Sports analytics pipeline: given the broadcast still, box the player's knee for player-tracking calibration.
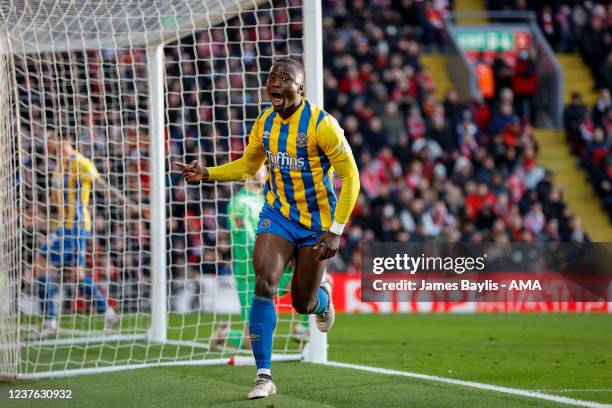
[254,274,275,298]
[253,256,271,278]
[253,258,280,297]
[292,295,317,315]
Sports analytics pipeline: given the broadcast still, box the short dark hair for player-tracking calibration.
[273,57,305,83]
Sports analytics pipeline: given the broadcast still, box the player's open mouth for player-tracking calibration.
[271,92,284,107]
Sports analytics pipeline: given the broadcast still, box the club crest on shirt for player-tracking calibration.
[263,131,270,139]
[296,132,308,147]
[261,218,272,229]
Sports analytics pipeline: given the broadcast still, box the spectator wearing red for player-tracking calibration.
[422,0,446,46]
[469,93,492,131]
[465,182,496,220]
[508,173,526,204]
[407,105,426,140]
[339,66,365,95]
[512,49,538,124]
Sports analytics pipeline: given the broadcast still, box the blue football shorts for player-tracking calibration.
[256,204,324,248]
[39,227,91,268]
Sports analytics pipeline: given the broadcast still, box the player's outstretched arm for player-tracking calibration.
[78,156,149,218]
[173,151,264,184]
[314,115,360,261]
[174,119,266,184]
[95,177,150,219]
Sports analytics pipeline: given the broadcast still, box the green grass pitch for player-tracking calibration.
[1,313,611,407]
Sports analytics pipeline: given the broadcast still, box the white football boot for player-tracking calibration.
[248,375,276,399]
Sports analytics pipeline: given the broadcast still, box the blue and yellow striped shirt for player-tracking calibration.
[51,153,100,232]
[208,98,360,231]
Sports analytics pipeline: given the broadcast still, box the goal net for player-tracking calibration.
[0,0,325,379]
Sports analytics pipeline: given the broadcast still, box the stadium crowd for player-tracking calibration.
[564,89,612,222]
[488,0,612,89]
[319,0,590,270]
[19,0,599,285]
[544,0,612,224]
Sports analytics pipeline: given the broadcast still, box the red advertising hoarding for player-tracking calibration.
[278,273,611,314]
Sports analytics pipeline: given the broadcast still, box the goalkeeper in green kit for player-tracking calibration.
[211,167,308,349]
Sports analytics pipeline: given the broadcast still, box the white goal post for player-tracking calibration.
[0,0,326,379]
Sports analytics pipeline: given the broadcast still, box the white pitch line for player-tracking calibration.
[326,361,612,408]
[535,390,612,394]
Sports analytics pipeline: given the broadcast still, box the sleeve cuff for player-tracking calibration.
[329,221,345,235]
